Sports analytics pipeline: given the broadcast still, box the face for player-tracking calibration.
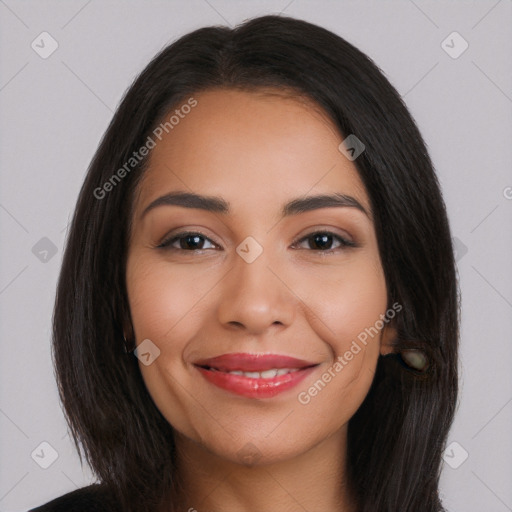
[126,88,395,466]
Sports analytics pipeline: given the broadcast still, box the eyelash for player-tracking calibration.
[156,230,358,254]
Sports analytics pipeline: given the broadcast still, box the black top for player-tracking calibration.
[28,483,120,511]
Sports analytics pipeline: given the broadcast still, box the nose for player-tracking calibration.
[216,249,295,335]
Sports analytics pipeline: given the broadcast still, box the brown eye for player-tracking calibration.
[158,231,218,251]
[293,231,356,252]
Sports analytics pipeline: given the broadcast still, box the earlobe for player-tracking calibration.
[380,322,430,372]
[122,309,136,353]
[118,292,137,349]
[379,323,397,356]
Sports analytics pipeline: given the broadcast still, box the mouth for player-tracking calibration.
[192,353,320,399]
[197,366,307,378]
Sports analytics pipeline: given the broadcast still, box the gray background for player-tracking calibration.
[1,1,511,510]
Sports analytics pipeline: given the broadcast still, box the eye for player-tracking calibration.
[157,231,218,251]
[156,229,357,253]
[292,231,357,252]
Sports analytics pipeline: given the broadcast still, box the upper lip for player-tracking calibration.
[193,353,319,372]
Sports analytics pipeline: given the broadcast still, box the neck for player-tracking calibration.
[166,427,357,512]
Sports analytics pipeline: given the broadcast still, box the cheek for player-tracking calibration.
[125,255,212,435]
[298,255,388,351]
[126,256,212,343]
[292,260,387,428]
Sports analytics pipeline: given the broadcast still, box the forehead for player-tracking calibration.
[134,88,370,216]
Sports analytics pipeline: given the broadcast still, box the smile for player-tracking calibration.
[192,353,319,399]
[205,367,300,378]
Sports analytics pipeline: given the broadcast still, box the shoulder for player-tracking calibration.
[27,483,119,512]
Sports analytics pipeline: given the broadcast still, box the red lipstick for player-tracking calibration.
[193,353,319,399]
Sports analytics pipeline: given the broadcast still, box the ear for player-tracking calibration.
[123,321,134,342]
[121,302,135,347]
[380,321,397,356]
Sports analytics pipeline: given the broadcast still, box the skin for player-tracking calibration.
[126,88,396,512]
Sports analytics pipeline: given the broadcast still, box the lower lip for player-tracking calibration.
[194,365,317,399]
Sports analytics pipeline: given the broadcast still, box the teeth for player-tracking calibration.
[276,368,296,376]
[210,367,301,379]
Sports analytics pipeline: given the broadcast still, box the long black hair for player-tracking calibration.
[53,14,459,512]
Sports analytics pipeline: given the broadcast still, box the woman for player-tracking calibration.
[30,13,459,512]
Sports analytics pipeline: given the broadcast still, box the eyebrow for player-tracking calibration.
[140,191,370,220]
